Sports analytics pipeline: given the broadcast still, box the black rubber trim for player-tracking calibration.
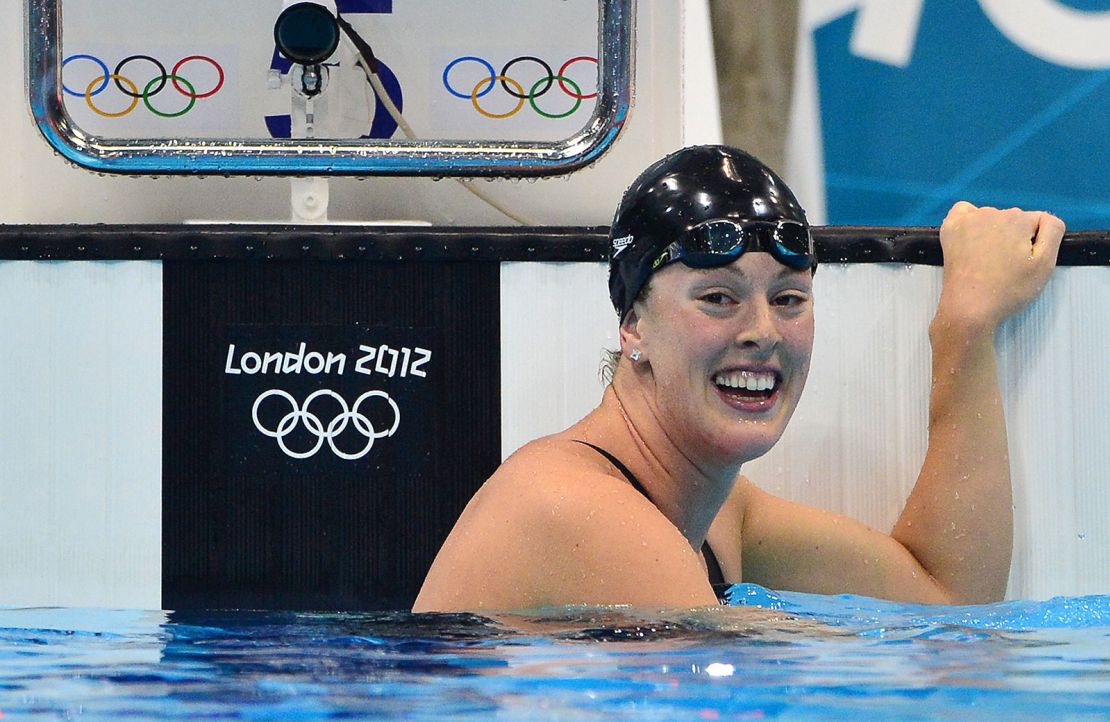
[816,226,1110,266]
[0,224,1107,264]
[0,225,610,262]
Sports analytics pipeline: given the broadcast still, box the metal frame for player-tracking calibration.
[24,0,635,177]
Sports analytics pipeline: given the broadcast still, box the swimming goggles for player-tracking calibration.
[649,219,815,272]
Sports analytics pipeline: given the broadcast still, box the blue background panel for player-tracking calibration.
[815,0,1110,229]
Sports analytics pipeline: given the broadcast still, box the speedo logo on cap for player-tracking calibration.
[611,234,634,257]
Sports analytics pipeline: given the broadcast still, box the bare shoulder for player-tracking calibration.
[413,435,718,611]
[459,435,624,518]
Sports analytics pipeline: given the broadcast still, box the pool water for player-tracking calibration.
[2,585,1108,720]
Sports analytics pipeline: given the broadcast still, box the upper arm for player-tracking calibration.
[414,461,719,612]
[736,478,955,604]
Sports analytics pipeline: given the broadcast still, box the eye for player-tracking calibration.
[700,291,735,306]
[772,291,810,308]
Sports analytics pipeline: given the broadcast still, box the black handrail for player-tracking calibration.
[0,224,1107,264]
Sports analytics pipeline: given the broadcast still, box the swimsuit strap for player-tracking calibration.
[573,440,729,594]
[575,440,651,498]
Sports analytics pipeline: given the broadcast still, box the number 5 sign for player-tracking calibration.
[265,0,402,140]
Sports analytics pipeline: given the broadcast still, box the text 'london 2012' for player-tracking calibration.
[225,342,431,379]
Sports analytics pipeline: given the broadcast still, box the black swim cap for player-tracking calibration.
[608,144,812,319]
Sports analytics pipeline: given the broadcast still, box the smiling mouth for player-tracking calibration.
[712,370,781,406]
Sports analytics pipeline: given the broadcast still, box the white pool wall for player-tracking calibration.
[0,262,163,608]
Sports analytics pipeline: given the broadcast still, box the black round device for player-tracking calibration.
[274,3,341,65]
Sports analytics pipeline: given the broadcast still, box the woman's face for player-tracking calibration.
[628,252,815,466]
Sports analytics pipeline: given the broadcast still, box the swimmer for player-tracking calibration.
[413,145,1064,612]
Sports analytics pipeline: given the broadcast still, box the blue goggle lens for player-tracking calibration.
[652,220,814,271]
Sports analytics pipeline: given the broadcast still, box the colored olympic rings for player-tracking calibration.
[501,56,553,99]
[63,54,109,96]
[114,55,166,98]
[531,76,582,119]
[62,53,224,118]
[86,74,138,118]
[472,76,525,119]
[144,75,196,118]
[443,55,598,119]
[443,56,495,99]
[558,57,598,99]
[173,56,225,99]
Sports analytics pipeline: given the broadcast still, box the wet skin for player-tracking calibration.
[622,252,814,476]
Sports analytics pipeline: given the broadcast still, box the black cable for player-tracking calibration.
[334,14,380,75]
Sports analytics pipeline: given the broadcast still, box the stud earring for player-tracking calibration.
[629,348,642,362]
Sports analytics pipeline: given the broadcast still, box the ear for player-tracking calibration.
[618,305,645,357]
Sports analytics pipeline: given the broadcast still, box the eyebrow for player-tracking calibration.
[698,264,811,282]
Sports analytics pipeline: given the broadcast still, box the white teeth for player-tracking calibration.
[713,370,778,391]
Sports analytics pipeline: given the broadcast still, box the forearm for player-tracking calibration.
[891,315,1013,603]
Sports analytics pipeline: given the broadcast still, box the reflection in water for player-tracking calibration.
[1,585,1109,720]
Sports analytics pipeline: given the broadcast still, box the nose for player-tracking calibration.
[735,298,780,354]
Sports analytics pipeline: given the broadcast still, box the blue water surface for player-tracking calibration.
[2,585,1109,720]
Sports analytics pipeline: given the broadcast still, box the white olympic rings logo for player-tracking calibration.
[252,389,400,461]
